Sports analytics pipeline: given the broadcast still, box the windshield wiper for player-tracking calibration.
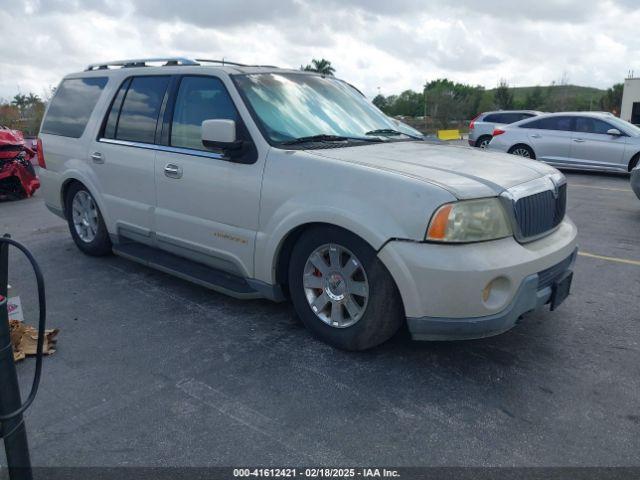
[365,129,423,140]
[281,134,384,145]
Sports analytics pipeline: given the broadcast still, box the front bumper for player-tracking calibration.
[378,217,578,341]
[631,168,640,201]
[407,250,576,340]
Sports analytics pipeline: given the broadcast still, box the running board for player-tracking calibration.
[112,241,262,299]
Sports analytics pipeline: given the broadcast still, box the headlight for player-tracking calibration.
[426,198,512,243]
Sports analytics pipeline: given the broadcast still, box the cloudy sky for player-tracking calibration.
[2,0,640,100]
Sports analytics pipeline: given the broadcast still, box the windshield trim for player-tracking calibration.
[230,72,422,149]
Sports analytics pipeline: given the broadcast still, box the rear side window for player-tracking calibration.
[509,113,535,122]
[113,76,170,144]
[170,76,239,151]
[483,113,502,123]
[41,77,108,138]
[103,79,130,139]
[520,116,573,131]
[485,113,534,124]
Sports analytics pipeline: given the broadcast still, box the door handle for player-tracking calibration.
[573,138,586,143]
[164,163,183,179]
[90,152,104,164]
[531,134,541,139]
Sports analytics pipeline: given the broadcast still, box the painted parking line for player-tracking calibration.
[578,251,640,267]
[570,184,633,193]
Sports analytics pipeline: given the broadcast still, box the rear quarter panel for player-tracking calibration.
[38,72,118,218]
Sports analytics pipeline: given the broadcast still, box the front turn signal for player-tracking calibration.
[426,204,453,240]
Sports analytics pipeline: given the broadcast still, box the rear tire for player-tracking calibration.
[65,183,112,256]
[508,144,536,159]
[629,153,640,172]
[475,136,492,149]
[288,226,404,351]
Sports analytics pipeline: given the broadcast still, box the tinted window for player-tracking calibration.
[116,76,170,143]
[41,77,108,138]
[103,79,129,139]
[520,116,573,131]
[485,113,535,124]
[170,76,239,150]
[574,117,615,135]
[514,113,535,122]
[483,113,502,123]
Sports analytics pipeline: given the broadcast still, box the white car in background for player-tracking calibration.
[468,110,542,148]
[488,112,640,173]
[37,57,578,350]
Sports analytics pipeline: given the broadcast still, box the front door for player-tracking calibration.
[525,116,574,165]
[570,116,627,171]
[154,75,262,278]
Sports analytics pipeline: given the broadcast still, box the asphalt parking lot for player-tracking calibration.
[0,168,639,468]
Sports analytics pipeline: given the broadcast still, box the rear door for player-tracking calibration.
[520,116,574,165]
[94,75,171,243]
[570,116,627,171]
[153,75,262,278]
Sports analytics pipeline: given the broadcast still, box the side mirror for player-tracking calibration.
[607,128,622,136]
[201,119,242,150]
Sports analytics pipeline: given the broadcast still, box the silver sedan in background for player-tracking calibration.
[488,112,640,173]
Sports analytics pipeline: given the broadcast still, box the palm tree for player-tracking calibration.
[25,93,42,108]
[11,93,29,113]
[301,58,335,76]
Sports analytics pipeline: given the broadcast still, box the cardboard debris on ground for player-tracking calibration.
[5,295,59,362]
[10,319,59,363]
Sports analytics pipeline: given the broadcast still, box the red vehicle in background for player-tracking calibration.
[0,126,40,200]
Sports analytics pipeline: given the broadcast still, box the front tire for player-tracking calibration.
[288,226,404,351]
[65,183,112,256]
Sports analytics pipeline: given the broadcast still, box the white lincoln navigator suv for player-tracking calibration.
[38,57,578,350]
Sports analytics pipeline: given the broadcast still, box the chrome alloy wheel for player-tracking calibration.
[478,138,490,149]
[71,190,99,243]
[303,244,370,328]
[511,147,531,158]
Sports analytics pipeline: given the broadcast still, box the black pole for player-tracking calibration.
[0,236,33,480]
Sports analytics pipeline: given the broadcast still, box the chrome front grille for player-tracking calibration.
[513,183,567,239]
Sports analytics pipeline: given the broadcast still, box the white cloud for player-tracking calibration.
[2,0,640,100]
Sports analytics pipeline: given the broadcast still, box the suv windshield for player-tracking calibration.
[233,72,422,145]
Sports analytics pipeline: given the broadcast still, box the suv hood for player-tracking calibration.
[307,141,556,199]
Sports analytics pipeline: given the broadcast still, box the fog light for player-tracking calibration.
[482,277,511,309]
[482,283,492,302]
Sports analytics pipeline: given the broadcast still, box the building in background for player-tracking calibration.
[621,77,640,125]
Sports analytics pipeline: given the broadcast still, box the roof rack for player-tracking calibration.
[195,58,248,67]
[85,57,281,72]
[196,59,280,69]
[85,57,199,71]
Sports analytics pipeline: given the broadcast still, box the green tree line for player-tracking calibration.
[374,80,624,129]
